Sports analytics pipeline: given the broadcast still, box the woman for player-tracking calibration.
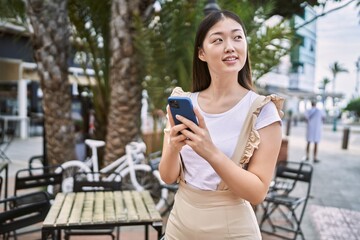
[159,10,283,239]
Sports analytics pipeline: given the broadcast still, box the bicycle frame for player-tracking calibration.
[54,139,171,212]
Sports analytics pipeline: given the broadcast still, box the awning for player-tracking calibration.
[0,58,96,85]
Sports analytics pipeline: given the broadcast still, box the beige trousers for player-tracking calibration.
[165,181,261,240]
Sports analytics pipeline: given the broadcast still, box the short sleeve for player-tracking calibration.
[255,101,282,130]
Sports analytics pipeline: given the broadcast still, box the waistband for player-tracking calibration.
[178,181,246,208]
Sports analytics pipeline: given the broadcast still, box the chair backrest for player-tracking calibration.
[0,127,4,144]
[276,161,312,182]
[0,191,51,234]
[0,162,8,201]
[28,155,45,169]
[0,176,2,199]
[73,172,122,192]
[271,161,313,196]
[14,165,63,198]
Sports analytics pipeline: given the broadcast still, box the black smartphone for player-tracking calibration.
[168,96,198,126]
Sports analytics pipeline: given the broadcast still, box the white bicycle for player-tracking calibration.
[48,139,170,212]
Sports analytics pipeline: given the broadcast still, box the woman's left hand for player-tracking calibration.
[175,108,217,161]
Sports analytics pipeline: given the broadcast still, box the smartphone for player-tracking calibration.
[168,96,198,126]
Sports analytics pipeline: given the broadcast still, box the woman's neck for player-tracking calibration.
[198,79,249,114]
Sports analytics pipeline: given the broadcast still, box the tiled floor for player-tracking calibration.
[310,205,360,240]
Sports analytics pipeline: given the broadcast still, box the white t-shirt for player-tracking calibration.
[180,90,281,190]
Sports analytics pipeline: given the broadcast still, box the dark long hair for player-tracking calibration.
[192,10,253,92]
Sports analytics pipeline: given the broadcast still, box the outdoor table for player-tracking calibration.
[41,190,163,240]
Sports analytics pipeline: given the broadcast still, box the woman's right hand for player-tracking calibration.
[166,105,188,152]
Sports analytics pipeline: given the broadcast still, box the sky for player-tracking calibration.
[314,0,360,106]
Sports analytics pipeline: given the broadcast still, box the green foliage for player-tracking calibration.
[67,0,112,140]
[134,0,294,114]
[0,0,27,24]
[344,98,360,117]
[134,0,205,112]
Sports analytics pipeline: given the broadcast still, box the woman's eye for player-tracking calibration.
[212,38,222,43]
[234,35,242,40]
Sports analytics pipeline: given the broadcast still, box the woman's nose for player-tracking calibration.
[224,41,235,53]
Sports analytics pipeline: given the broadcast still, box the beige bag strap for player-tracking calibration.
[217,95,266,190]
[232,95,266,165]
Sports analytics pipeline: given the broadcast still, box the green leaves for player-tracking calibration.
[344,97,360,118]
[134,0,203,112]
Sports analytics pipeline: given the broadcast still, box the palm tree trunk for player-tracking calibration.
[27,0,75,166]
[104,0,142,164]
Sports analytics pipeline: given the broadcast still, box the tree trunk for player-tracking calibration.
[104,0,142,164]
[27,0,75,166]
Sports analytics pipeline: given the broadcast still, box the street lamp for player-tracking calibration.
[204,0,220,16]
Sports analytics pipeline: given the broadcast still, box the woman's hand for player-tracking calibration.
[166,106,189,153]
[175,108,217,161]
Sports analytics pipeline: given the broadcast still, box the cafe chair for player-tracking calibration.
[259,161,313,240]
[14,165,63,199]
[0,127,15,162]
[10,165,63,238]
[73,171,122,192]
[0,162,9,201]
[0,191,52,240]
[0,175,2,199]
[28,155,45,169]
[64,171,122,240]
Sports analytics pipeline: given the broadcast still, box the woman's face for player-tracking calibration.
[198,17,247,77]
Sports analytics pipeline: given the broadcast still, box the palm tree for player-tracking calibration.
[329,61,348,105]
[102,0,144,163]
[330,61,348,94]
[319,76,330,107]
[26,0,75,165]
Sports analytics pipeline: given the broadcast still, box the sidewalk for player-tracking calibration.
[263,122,360,239]
[2,122,360,239]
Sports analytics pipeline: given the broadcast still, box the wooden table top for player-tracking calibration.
[43,190,162,228]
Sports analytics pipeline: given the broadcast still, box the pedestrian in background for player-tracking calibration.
[305,100,325,163]
[159,10,284,239]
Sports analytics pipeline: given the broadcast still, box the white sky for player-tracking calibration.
[314,0,360,105]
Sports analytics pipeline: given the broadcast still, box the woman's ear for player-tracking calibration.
[198,48,206,62]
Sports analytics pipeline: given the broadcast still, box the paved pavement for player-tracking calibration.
[1,121,360,239]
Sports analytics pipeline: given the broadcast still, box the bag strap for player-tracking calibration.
[231,95,265,165]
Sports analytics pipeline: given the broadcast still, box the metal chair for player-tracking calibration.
[0,191,52,240]
[259,161,313,240]
[0,176,2,199]
[0,126,15,162]
[28,155,45,169]
[10,165,63,238]
[0,162,9,203]
[14,165,63,199]
[64,171,122,240]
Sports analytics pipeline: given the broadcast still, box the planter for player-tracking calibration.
[277,138,288,163]
[143,131,163,155]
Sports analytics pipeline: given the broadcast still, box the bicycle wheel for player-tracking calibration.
[121,166,166,211]
[48,161,91,195]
